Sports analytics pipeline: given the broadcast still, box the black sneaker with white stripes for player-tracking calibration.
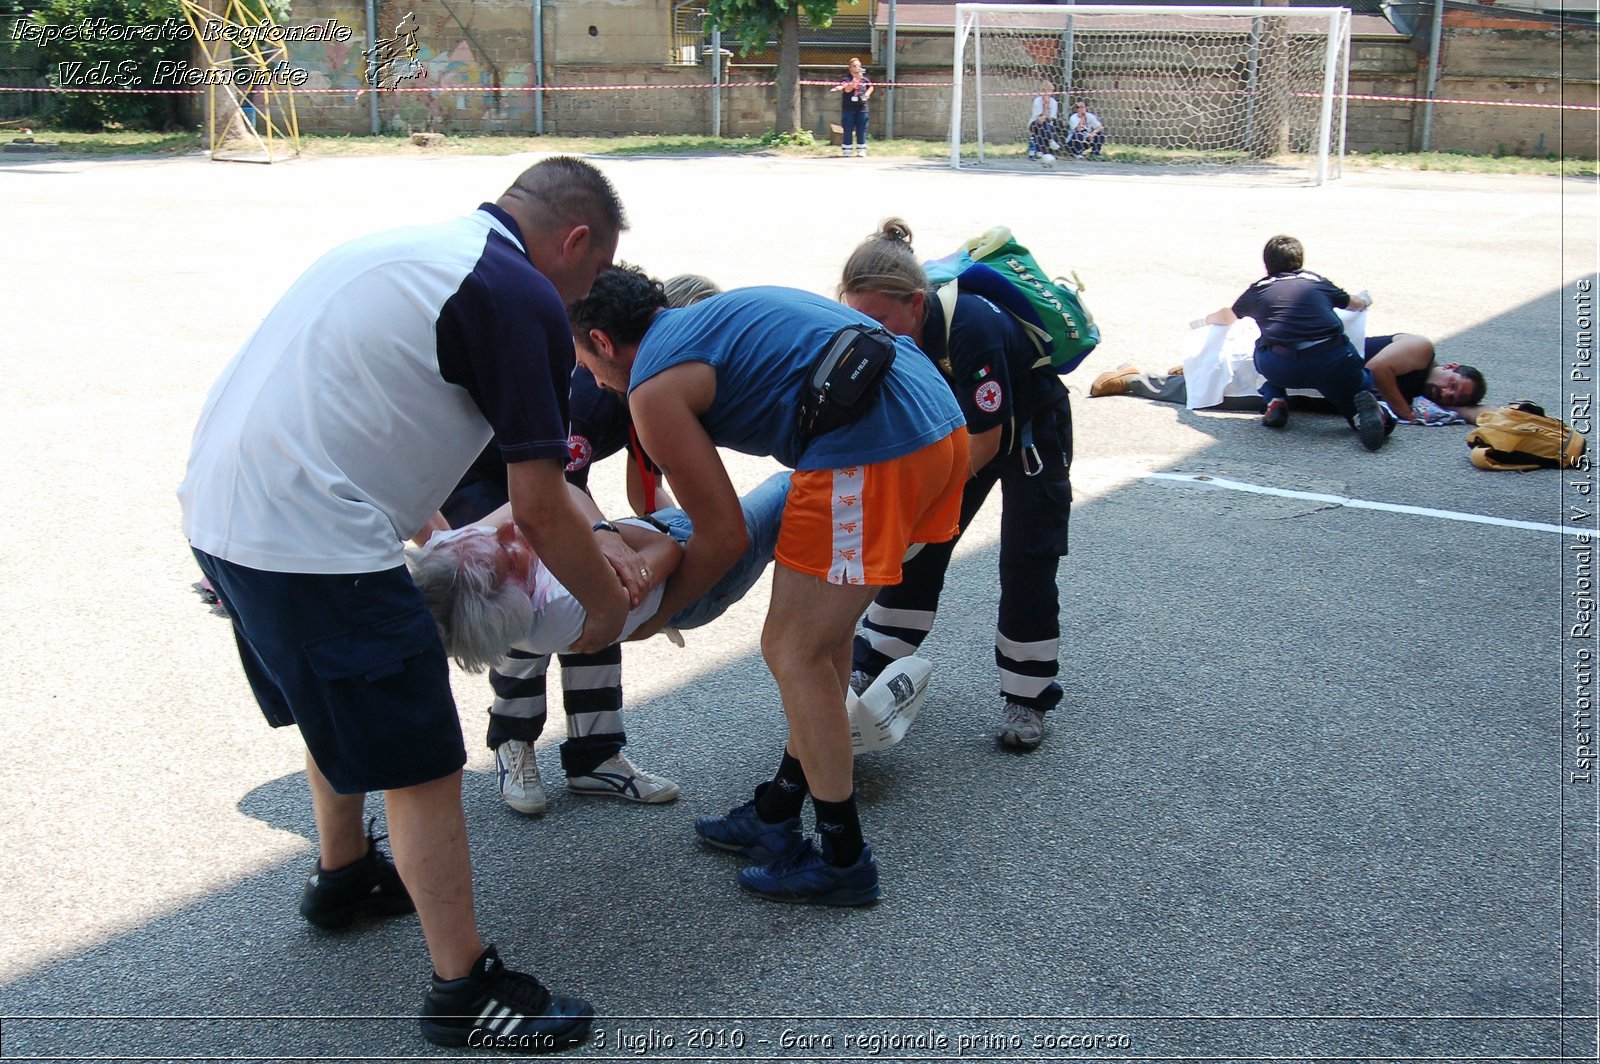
[420,945,593,1052]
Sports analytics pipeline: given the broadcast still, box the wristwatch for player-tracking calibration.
[592,520,621,535]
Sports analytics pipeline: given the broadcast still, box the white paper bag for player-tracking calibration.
[848,656,933,754]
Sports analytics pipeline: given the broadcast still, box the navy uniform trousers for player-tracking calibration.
[852,400,1073,712]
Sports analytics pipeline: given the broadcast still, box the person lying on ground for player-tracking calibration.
[1090,334,1488,425]
[1200,234,1387,449]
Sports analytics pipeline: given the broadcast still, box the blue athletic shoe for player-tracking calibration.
[738,838,881,907]
[694,799,803,863]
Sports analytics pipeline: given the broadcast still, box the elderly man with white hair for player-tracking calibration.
[410,473,791,670]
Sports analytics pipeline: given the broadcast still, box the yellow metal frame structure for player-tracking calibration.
[178,0,302,162]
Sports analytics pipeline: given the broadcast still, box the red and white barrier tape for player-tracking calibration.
[986,84,1597,111]
[1342,89,1592,111]
[2,81,1594,111]
[0,82,747,94]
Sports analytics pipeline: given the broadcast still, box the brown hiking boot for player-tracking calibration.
[1089,366,1141,397]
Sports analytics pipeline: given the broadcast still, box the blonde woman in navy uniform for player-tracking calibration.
[838,218,1073,749]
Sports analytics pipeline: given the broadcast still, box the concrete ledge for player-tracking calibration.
[3,138,59,153]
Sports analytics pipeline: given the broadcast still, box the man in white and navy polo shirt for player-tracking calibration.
[180,157,642,1053]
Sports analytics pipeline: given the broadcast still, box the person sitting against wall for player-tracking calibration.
[1028,79,1061,162]
[1065,101,1106,159]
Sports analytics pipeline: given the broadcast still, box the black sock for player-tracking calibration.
[811,794,864,866]
[754,749,809,823]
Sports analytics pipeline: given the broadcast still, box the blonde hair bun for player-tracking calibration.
[878,217,914,246]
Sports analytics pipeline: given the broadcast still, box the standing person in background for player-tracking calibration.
[832,57,874,158]
[838,218,1074,750]
[1027,79,1060,162]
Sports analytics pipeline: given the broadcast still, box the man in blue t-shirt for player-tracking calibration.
[569,268,969,908]
[1203,234,1389,451]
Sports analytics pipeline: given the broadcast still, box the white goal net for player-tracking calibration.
[950,3,1351,183]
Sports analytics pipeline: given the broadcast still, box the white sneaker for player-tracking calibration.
[495,739,547,816]
[1048,138,1060,151]
[566,753,681,804]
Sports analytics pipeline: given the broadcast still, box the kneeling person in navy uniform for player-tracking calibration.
[1203,234,1387,450]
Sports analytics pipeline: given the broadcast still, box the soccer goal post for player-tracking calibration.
[949,3,1351,184]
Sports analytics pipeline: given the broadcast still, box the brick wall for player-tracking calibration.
[1343,38,1420,153]
[1426,77,1596,156]
[272,0,1595,158]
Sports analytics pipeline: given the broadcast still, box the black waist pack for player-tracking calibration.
[797,324,897,446]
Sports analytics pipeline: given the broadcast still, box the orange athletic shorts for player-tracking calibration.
[776,428,970,586]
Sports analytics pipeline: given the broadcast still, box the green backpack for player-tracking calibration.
[923,226,1100,375]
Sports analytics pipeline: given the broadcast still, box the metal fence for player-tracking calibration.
[0,33,53,122]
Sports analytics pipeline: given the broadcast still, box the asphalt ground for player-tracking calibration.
[0,149,1595,1063]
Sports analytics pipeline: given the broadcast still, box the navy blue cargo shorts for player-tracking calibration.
[193,548,467,795]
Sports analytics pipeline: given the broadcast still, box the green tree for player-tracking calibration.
[703,0,840,134]
[30,0,190,129]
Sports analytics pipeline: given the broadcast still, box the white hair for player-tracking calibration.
[406,528,534,673]
[662,273,721,308]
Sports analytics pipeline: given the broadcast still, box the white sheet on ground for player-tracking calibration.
[1179,309,1368,410]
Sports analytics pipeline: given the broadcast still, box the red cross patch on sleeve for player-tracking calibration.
[974,380,1004,414]
[565,434,593,473]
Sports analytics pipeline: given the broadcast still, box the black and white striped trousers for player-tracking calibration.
[485,643,625,777]
[853,402,1073,712]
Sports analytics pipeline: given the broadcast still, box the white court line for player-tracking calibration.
[1147,471,1591,537]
